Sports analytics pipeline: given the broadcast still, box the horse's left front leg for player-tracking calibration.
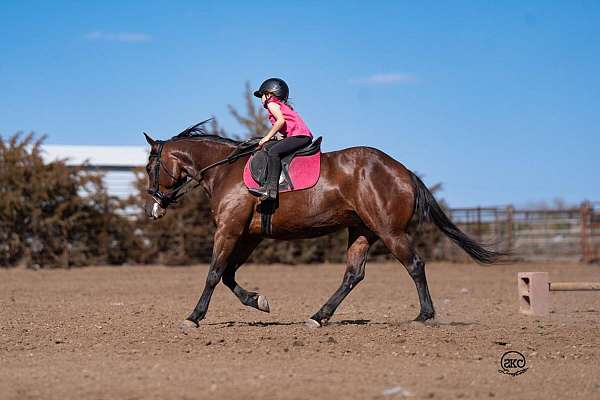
[180,228,241,333]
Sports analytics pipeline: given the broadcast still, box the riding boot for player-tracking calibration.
[264,156,281,200]
[248,156,281,200]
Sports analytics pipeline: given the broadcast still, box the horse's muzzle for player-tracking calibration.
[146,201,166,220]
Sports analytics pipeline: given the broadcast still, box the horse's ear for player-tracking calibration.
[143,132,155,146]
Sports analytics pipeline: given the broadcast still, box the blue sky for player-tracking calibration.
[1,1,599,207]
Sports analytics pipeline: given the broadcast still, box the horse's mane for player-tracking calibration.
[169,119,242,145]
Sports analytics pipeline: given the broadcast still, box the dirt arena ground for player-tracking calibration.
[1,262,598,400]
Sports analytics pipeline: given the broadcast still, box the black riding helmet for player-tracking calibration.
[253,78,289,102]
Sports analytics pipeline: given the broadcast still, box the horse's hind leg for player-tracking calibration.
[380,233,435,321]
[308,227,377,327]
[222,236,270,313]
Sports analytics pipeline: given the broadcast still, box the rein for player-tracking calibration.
[148,138,259,208]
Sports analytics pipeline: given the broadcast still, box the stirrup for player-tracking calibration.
[265,184,278,200]
[267,188,279,200]
[248,186,268,198]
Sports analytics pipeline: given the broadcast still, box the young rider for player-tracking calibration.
[248,78,313,200]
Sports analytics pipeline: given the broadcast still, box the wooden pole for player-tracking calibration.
[519,272,600,316]
[550,282,600,291]
[506,205,514,253]
[493,208,498,251]
[477,206,482,242]
[580,202,591,263]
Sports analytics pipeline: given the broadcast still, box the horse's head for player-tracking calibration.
[143,133,192,219]
[142,119,243,219]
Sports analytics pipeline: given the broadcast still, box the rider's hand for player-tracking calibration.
[258,137,269,147]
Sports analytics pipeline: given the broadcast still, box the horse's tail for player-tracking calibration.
[409,171,503,264]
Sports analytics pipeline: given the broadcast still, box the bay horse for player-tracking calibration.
[142,122,501,332]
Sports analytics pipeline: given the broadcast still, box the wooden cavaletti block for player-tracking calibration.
[518,272,549,316]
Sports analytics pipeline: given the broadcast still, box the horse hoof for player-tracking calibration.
[413,313,435,323]
[257,295,270,313]
[305,319,321,329]
[180,319,198,334]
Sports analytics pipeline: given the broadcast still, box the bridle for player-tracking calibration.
[147,138,259,210]
[147,141,190,209]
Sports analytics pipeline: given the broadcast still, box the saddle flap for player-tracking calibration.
[249,151,269,184]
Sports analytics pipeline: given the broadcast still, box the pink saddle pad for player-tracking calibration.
[243,152,321,193]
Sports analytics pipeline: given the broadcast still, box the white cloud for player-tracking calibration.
[351,73,417,85]
[85,31,152,44]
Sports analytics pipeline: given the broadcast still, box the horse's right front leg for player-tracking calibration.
[222,236,271,313]
[180,229,241,333]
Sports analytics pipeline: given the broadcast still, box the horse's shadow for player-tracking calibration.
[205,319,478,328]
[205,319,374,327]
